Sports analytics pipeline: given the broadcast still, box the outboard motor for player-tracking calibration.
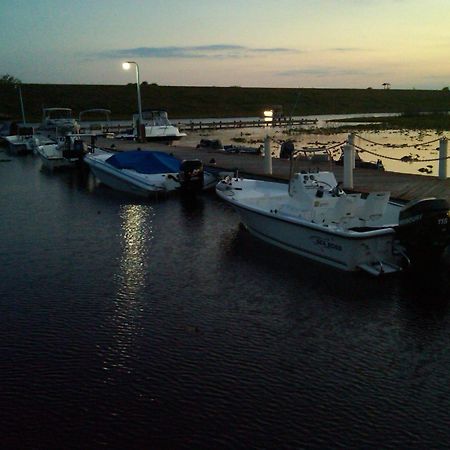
[178,159,204,193]
[62,137,87,159]
[280,140,295,159]
[396,198,450,264]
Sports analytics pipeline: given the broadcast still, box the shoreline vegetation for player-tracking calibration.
[0,84,449,126]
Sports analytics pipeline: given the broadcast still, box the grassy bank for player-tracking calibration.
[1,84,449,122]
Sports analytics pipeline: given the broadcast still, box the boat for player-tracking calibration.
[84,149,219,197]
[216,170,450,275]
[133,110,186,143]
[39,108,80,136]
[335,151,384,170]
[36,135,88,170]
[197,139,225,152]
[3,126,35,155]
[0,116,13,139]
[78,109,114,137]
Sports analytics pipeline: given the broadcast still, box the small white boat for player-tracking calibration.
[4,132,34,154]
[79,109,114,137]
[39,107,80,136]
[133,110,186,143]
[216,170,450,275]
[84,149,218,197]
[36,135,87,170]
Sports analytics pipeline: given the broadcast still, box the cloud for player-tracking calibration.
[95,45,299,60]
[276,67,385,77]
[326,47,367,52]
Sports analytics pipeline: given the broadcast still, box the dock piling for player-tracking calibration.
[439,137,448,180]
[264,135,272,175]
[343,134,355,189]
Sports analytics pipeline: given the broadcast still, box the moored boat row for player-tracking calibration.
[2,119,449,276]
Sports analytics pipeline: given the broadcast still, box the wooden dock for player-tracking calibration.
[93,137,450,203]
[83,118,317,135]
[176,117,317,132]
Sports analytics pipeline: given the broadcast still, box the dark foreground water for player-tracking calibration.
[1,152,450,449]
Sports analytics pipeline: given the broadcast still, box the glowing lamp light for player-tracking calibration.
[121,61,143,139]
[264,109,274,124]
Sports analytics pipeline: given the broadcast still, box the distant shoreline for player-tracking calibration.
[1,84,449,123]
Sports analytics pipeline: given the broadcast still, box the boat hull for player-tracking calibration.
[87,164,165,197]
[216,177,402,274]
[231,202,398,272]
[36,146,78,170]
[4,136,33,155]
[84,154,177,197]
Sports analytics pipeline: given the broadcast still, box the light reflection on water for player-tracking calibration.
[106,204,154,373]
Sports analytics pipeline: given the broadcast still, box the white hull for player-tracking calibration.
[4,135,34,154]
[36,143,78,170]
[143,125,186,142]
[232,201,397,272]
[216,176,405,275]
[84,152,179,197]
[85,150,219,197]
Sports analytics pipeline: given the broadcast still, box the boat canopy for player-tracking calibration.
[106,150,180,174]
[79,109,111,121]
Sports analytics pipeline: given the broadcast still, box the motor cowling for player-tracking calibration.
[62,137,87,159]
[178,159,204,192]
[396,198,450,263]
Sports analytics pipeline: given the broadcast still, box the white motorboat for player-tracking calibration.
[84,149,218,197]
[216,170,450,275]
[133,110,186,143]
[4,131,34,154]
[36,135,87,170]
[39,108,80,136]
[78,109,114,137]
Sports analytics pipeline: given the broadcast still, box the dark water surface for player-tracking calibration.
[1,152,450,449]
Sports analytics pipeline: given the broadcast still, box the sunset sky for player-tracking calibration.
[1,0,449,89]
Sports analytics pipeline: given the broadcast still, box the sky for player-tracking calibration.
[1,0,449,89]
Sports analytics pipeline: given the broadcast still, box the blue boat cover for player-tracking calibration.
[106,150,181,174]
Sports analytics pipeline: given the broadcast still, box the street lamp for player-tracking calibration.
[122,61,143,140]
[16,84,27,125]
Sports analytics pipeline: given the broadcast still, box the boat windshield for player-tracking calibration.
[141,111,171,126]
[44,109,73,119]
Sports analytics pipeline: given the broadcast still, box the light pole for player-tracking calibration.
[16,84,26,125]
[122,61,143,140]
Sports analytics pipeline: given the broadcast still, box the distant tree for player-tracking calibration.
[141,81,148,86]
[382,82,391,90]
[367,87,373,89]
[443,86,449,92]
[149,83,159,87]
[0,74,22,85]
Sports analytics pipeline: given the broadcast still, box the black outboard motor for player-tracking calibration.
[280,140,295,159]
[396,198,450,264]
[178,159,204,193]
[62,137,87,160]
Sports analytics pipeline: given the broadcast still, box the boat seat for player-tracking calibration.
[327,193,361,225]
[358,192,390,223]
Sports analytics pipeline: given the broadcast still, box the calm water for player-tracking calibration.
[1,151,450,449]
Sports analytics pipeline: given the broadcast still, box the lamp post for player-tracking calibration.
[122,61,143,140]
[16,84,26,125]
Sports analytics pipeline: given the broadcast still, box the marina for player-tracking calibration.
[2,0,450,446]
